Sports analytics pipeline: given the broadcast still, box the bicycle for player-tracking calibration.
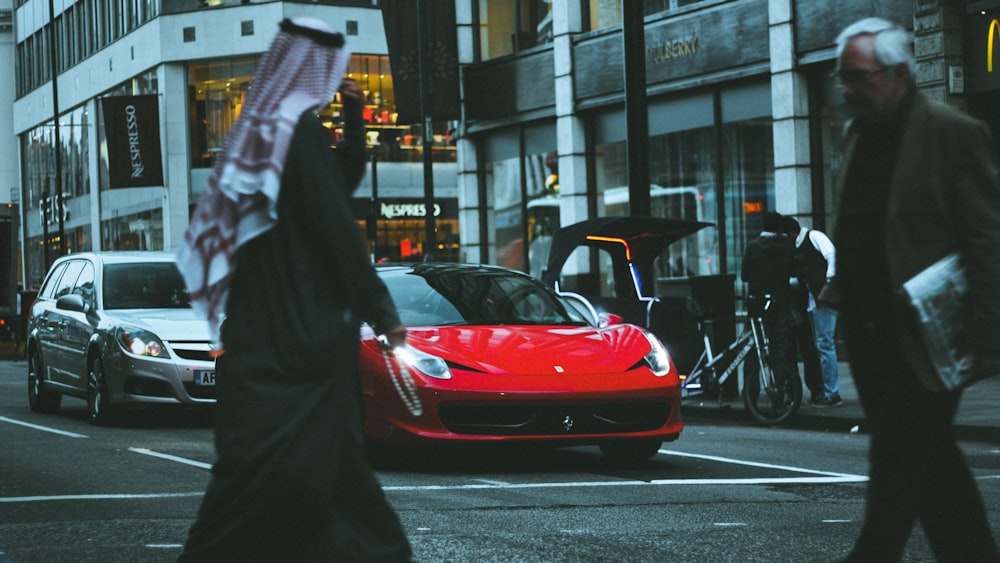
[681,294,802,426]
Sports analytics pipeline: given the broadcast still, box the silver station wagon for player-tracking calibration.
[26,252,216,424]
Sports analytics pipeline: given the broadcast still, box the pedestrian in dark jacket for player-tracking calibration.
[176,18,411,562]
[833,17,1000,561]
[741,211,798,402]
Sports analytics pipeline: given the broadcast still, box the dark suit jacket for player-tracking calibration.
[835,91,1000,388]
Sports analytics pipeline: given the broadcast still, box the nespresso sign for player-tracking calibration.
[101,95,164,188]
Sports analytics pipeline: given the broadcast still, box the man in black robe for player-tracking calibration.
[177,18,411,561]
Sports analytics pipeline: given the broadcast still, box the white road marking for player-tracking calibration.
[472,479,510,486]
[146,544,184,549]
[129,447,213,470]
[713,523,748,527]
[823,519,853,523]
[0,416,88,439]
[0,492,204,503]
[659,449,864,479]
[120,447,869,491]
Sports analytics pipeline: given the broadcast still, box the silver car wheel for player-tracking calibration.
[28,349,61,413]
[87,357,117,425]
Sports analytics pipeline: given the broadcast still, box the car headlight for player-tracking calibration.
[642,331,672,377]
[392,343,452,380]
[116,326,167,358]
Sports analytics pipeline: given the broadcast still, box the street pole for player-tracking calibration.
[622,1,651,217]
[416,0,436,260]
[47,0,66,256]
[368,149,379,263]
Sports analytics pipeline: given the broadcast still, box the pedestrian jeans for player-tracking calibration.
[811,303,839,398]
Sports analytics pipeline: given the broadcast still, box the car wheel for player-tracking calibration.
[599,439,662,466]
[87,357,119,426]
[27,349,61,413]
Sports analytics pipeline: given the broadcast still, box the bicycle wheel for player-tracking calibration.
[742,351,802,426]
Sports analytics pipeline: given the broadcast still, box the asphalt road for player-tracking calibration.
[2,359,1000,562]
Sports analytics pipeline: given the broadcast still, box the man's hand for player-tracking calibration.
[384,324,408,348]
[339,78,364,106]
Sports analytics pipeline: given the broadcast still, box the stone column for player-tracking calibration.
[769,0,813,220]
[552,0,588,230]
[454,0,482,263]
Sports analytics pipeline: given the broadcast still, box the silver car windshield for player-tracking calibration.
[103,263,191,310]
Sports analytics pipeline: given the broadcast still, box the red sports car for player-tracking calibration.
[359,263,683,463]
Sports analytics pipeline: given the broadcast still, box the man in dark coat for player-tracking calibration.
[833,18,1000,561]
[176,18,411,561]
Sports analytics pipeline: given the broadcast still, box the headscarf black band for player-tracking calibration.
[279,18,344,48]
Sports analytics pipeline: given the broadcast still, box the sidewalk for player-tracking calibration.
[682,362,1000,444]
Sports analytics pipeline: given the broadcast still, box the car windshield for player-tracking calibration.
[103,263,191,309]
[383,265,592,327]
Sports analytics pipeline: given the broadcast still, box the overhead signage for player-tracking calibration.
[646,36,699,65]
[990,18,998,72]
[101,95,164,188]
[963,14,1000,93]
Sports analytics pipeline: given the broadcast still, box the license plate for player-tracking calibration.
[194,370,216,386]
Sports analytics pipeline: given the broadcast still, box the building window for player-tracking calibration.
[478,0,553,61]
[241,20,254,36]
[188,56,259,168]
[183,26,196,42]
[346,20,358,35]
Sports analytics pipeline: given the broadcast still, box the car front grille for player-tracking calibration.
[438,402,672,436]
[169,342,215,362]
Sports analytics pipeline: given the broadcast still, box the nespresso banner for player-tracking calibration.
[101,95,164,188]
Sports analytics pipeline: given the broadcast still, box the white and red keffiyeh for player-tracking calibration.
[176,18,351,346]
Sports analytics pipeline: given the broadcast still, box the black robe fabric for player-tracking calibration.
[180,111,411,562]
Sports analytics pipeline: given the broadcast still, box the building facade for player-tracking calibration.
[12,0,458,288]
[10,0,1000,308]
[452,0,1000,305]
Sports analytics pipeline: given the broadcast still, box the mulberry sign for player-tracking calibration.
[101,94,164,188]
[646,37,699,64]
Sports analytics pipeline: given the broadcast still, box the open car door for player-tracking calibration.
[541,216,731,375]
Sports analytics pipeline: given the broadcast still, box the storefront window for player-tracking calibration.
[101,208,163,251]
[188,54,454,169]
[720,116,774,284]
[478,0,553,61]
[482,124,556,275]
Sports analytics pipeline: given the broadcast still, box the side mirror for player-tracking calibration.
[56,294,89,315]
[598,312,625,328]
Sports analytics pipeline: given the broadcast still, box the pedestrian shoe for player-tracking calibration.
[809,395,825,407]
[812,394,843,408]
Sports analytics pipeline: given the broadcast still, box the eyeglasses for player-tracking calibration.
[834,67,889,87]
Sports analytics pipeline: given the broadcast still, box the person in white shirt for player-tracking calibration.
[783,216,841,407]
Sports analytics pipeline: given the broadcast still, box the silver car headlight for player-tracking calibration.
[392,343,452,380]
[116,326,168,358]
[642,330,672,377]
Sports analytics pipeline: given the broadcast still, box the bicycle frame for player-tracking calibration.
[681,318,759,401]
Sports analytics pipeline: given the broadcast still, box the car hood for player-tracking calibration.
[108,308,210,341]
[406,324,653,375]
